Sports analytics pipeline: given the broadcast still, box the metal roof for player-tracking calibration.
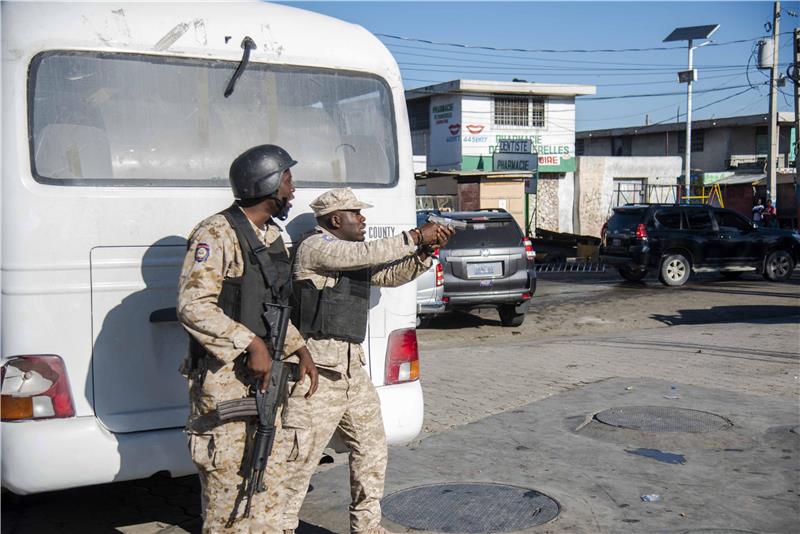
[577,112,796,139]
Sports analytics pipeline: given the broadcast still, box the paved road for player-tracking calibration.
[2,272,798,533]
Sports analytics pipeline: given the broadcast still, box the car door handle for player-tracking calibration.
[150,307,178,323]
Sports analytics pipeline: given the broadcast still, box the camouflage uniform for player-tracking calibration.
[178,209,306,534]
[276,189,431,534]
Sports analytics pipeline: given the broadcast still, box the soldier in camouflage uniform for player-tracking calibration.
[178,145,319,533]
[274,188,453,534]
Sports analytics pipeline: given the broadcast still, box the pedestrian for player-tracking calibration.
[273,188,454,534]
[752,198,764,226]
[763,198,778,228]
[177,144,319,533]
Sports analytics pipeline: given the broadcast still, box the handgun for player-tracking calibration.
[427,213,468,230]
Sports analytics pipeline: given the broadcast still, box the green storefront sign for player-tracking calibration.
[462,154,575,173]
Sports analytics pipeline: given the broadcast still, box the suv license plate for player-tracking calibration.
[612,238,621,247]
[467,261,502,278]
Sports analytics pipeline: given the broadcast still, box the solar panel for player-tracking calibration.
[663,24,719,42]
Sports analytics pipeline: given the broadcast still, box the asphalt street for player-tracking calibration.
[2,271,798,533]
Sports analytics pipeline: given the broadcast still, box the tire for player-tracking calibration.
[417,316,432,329]
[618,266,648,282]
[499,305,525,327]
[659,253,690,287]
[720,271,743,280]
[763,250,794,282]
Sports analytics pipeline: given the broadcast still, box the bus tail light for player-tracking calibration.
[1,355,75,421]
[384,328,419,385]
[435,262,444,286]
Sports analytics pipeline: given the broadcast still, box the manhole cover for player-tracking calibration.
[382,483,559,533]
[595,406,731,433]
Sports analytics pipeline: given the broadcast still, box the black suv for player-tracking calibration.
[437,210,536,326]
[600,204,800,286]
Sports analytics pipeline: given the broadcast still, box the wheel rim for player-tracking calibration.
[666,259,686,281]
[770,254,791,277]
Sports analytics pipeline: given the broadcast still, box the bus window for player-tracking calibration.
[29,52,397,188]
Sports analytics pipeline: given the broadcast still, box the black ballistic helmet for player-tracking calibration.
[229,144,297,200]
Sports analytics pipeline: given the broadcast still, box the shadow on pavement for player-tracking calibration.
[419,310,501,330]
[651,305,800,326]
[1,474,201,534]
[297,521,338,534]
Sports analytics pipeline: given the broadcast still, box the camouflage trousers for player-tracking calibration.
[275,363,388,534]
[189,419,296,534]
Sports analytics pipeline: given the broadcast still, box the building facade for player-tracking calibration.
[407,79,596,234]
[577,113,798,226]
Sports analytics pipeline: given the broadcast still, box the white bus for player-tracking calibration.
[1,1,422,495]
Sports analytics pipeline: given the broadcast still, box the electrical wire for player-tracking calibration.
[378,31,796,55]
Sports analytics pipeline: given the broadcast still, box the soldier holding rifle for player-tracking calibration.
[177,145,318,533]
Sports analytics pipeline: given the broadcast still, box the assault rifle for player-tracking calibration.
[220,302,294,526]
[427,213,468,230]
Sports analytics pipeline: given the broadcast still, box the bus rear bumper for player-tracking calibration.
[377,379,424,445]
[1,416,194,495]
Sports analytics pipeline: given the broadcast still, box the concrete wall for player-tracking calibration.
[480,179,526,230]
[574,156,682,236]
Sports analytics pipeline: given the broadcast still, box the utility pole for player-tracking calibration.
[767,0,780,204]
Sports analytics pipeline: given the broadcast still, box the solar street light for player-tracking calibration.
[664,24,720,198]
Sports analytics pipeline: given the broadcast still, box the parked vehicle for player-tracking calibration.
[600,204,800,287]
[414,212,446,326]
[415,257,445,326]
[437,210,536,327]
[2,1,423,495]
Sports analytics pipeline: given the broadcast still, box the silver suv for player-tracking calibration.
[437,210,536,326]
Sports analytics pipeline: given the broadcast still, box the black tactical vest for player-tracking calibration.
[189,205,291,373]
[293,238,371,343]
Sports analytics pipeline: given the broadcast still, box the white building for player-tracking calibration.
[407,79,600,233]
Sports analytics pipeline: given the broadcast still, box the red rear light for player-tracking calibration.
[635,223,648,240]
[522,292,531,300]
[435,261,444,286]
[523,239,535,261]
[432,248,439,258]
[441,296,449,303]
[384,329,420,385]
[1,355,75,421]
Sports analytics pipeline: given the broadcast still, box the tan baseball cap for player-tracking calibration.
[309,187,373,217]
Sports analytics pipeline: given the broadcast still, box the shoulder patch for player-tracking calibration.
[322,235,336,242]
[194,243,211,262]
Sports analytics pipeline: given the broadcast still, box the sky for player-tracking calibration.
[283,1,799,131]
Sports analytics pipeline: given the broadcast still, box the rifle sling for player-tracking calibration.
[222,205,283,302]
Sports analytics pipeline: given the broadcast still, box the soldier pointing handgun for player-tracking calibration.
[269,188,454,534]
[177,144,318,533]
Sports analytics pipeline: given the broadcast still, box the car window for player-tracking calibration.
[714,211,752,232]
[685,210,714,230]
[443,219,523,248]
[608,209,646,232]
[654,209,684,230]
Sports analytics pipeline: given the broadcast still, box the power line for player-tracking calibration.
[386,43,758,69]
[398,66,750,78]
[395,59,756,73]
[378,31,796,54]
